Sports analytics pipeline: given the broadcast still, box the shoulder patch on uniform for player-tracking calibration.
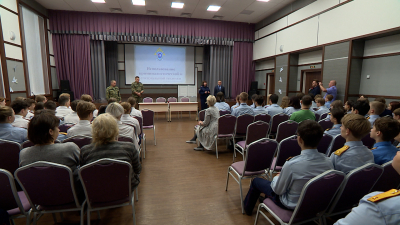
[367,116,370,119]
[59,132,67,135]
[286,156,294,161]
[326,128,331,131]
[397,146,400,149]
[328,113,331,115]
[370,147,377,150]
[367,189,400,203]
[334,145,350,156]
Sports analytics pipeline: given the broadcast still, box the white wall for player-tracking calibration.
[0,8,21,46]
[255,59,274,70]
[363,34,400,57]
[298,50,322,64]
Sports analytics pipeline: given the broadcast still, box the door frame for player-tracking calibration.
[300,69,322,93]
[265,72,275,95]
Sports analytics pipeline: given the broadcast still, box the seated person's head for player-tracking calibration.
[120,102,132,114]
[70,100,80,112]
[369,101,386,116]
[316,98,325,107]
[108,98,117,104]
[58,95,70,107]
[255,95,264,106]
[28,111,60,145]
[345,100,355,112]
[393,108,400,121]
[105,102,124,120]
[269,94,279,104]
[80,94,93,102]
[341,114,371,140]
[15,97,25,101]
[251,94,257,103]
[239,92,248,103]
[216,92,225,103]
[92,113,118,146]
[77,101,96,120]
[289,96,301,109]
[236,95,240,103]
[10,100,29,117]
[314,94,322,101]
[330,100,343,110]
[25,99,35,111]
[0,97,5,107]
[388,101,400,112]
[44,100,57,111]
[35,95,47,103]
[127,97,136,107]
[371,117,400,142]
[296,92,305,100]
[297,120,324,149]
[358,96,369,104]
[374,97,386,105]
[301,95,312,107]
[0,106,14,124]
[98,105,107,116]
[325,94,333,102]
[280,96,289,108]
[206,95,216,107]
[34,102,44,112]
[352,100,370,116]
[330,108,346,125]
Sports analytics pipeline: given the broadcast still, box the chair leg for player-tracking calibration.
[153,127,156,145]
[87,210,91,225]
[32,213,37,225]
[52,213,57,223]
[80,201,86,225]
[239,177,244,214]
[131,197,136,225]
[254,204,262,225]
[10,219,15,225]
[215,138,219,159]
[225,167,231,191]
[135,187,139,202]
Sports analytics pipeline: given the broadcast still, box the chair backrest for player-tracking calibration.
[198,109,206,121]
[274,135,302,169]
[289,170,346,224]
[167,97,177,102]
[156,97,166,103]
[118,135,134,143]
[79,159,132,209]
[62,135,92,148]
[217,115,236,136]
[362,133,375,149]
[22,140,34,148]
[0,169,26,212]
[245,121,270,145]
[15,162,80,211]
[141,109,155,126]
[371,160,400,192]
[0,139,21,175]
[133,116,143,135]
[270,113,289,134]
[254,114,271,124]
[318,119,334,131]
[320,112,329,121]
[276,120,298,143]
[315,113,320,121]
[243,138,278,173]
[327,163,383,214]
[59,123,75,133]
[235,114,255,136]
[317,134,333,155]
[327,135,346,156]
[219,110,230,116]
[180,97,190,102]
[143,97,153,103]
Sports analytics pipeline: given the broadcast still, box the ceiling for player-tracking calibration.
[35,0,298,23]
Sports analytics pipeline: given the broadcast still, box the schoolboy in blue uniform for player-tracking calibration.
[367,101,385,127]
[325,108,345,137]
[370,117,400,165]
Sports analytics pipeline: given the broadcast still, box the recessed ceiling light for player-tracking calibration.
[171,2,184,8]
[132,0,145,6]
[207,5,220,11]
[92,0,105,3]
[257,0,270,2]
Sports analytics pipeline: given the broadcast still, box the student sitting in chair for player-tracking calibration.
[325,108,346,137]
[370,117,400,165]
[368,101,386,127]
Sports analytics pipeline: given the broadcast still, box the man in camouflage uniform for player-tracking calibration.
[131,76,144,108]
[106,80,121,102]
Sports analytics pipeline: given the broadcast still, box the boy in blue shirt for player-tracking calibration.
[325,94,333,109]
[370,117,400,165]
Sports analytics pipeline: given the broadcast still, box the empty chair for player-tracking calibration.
[320,112,330,121]
[59,123,75,133]
[317,134,334,155]
[219,110,230,116]
[315,113,320,121]
[214,115,236,159]
[141,109,156,146]
[226,138,278,214]
[0,139,21,175]
[142,97,153,103]
[371,160,400,191]
[254,170,345,225]
[62,135,92,148]
[234,121,270,161]
[323,163,383,222]
[156,97,166,103]
[269,113,289,137]
[254,114,271,124]
[180,97,190,102]
[15,162,85,225]
[234,114,255,139]
[275,120,298,143]
[327,134,346,156]
[318,119,334,131]
[0,169,31,225]
[362,133,375,149]
[167,97,177,102]
[79,159,137,225]
[198,109,206,121]
[270,135,301,175]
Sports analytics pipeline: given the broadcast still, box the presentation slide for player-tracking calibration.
[125,44,195,85]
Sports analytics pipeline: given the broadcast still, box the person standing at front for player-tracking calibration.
[131,76,144,108]
[199,81,210,110]
[106,80,121,102]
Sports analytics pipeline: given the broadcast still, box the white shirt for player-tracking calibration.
[25,111,34,120]
[63,112,80,124]
[12,115,29,129]
[56,106,74,118]
[130,107,142,118]
[67,120,92,137]
[117,120,140,150]
[93,109,98,118]
[120,114,141,136]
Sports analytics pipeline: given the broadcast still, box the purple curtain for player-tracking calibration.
[49,11,254,45]
[231,42,255,98]
[52,34,93,98]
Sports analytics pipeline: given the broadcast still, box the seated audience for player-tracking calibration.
[330,114,374,174]
[296,92,305,101]
[98,105,107,116]
[34,102,44,112]
[127,97,142,118]
[63,100,80,124]
[325,108,346,137]
[35,95,47,103]
[280,96,289,109]
[370,117,400,165]
[314,98,330,115]
[263,94,272,108]
[266,94,283,117]
[344,100,355,114]
[289,95,316,123]
[35,109,68,141]
[325,100,344,120]
[25,98,35,119]
[375,97,392,117]
[231,95,240,112]
[253,95,268,115]
[67,101,96,137]
[334,151,400,225]
[215,92,231,112]
[108,98,118,104]
[80,94,98,117]
[44,100,57,111]
[243,120,333,215]
[325,94,333,108]
[388,101,400,113]
[368,101,385,127]
[0,106,28,143]
[56,94,73,118]
[308,93,317,109]
[283,96,301,116]
[250,94,257,108]
[394,108,400,122]
[80,113,141,189]
[10,100,30,129]
[120,102,141,137]
[352,100,370,117]
[0,97,5,106]
[186,95,219,151]
[232,92,254,117]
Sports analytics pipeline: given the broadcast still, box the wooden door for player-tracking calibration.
[267,73,275,95]
[304,71,321,94]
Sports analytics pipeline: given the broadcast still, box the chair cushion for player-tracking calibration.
[7,192,31,216]
[263,198,293,223]
[231,161,265,176]
[143,125,154,129]
[235,141,247,150]
[217,134,233,138]
[270,157,282,171]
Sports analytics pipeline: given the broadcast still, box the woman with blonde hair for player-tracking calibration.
[80,113,142,188]
[280,96,290,109]
[186,95,220,151]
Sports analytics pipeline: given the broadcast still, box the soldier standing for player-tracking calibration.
[106,80,121,102]
[131,76,144,108]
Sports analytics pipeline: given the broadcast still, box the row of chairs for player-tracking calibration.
[143,97,190,103]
